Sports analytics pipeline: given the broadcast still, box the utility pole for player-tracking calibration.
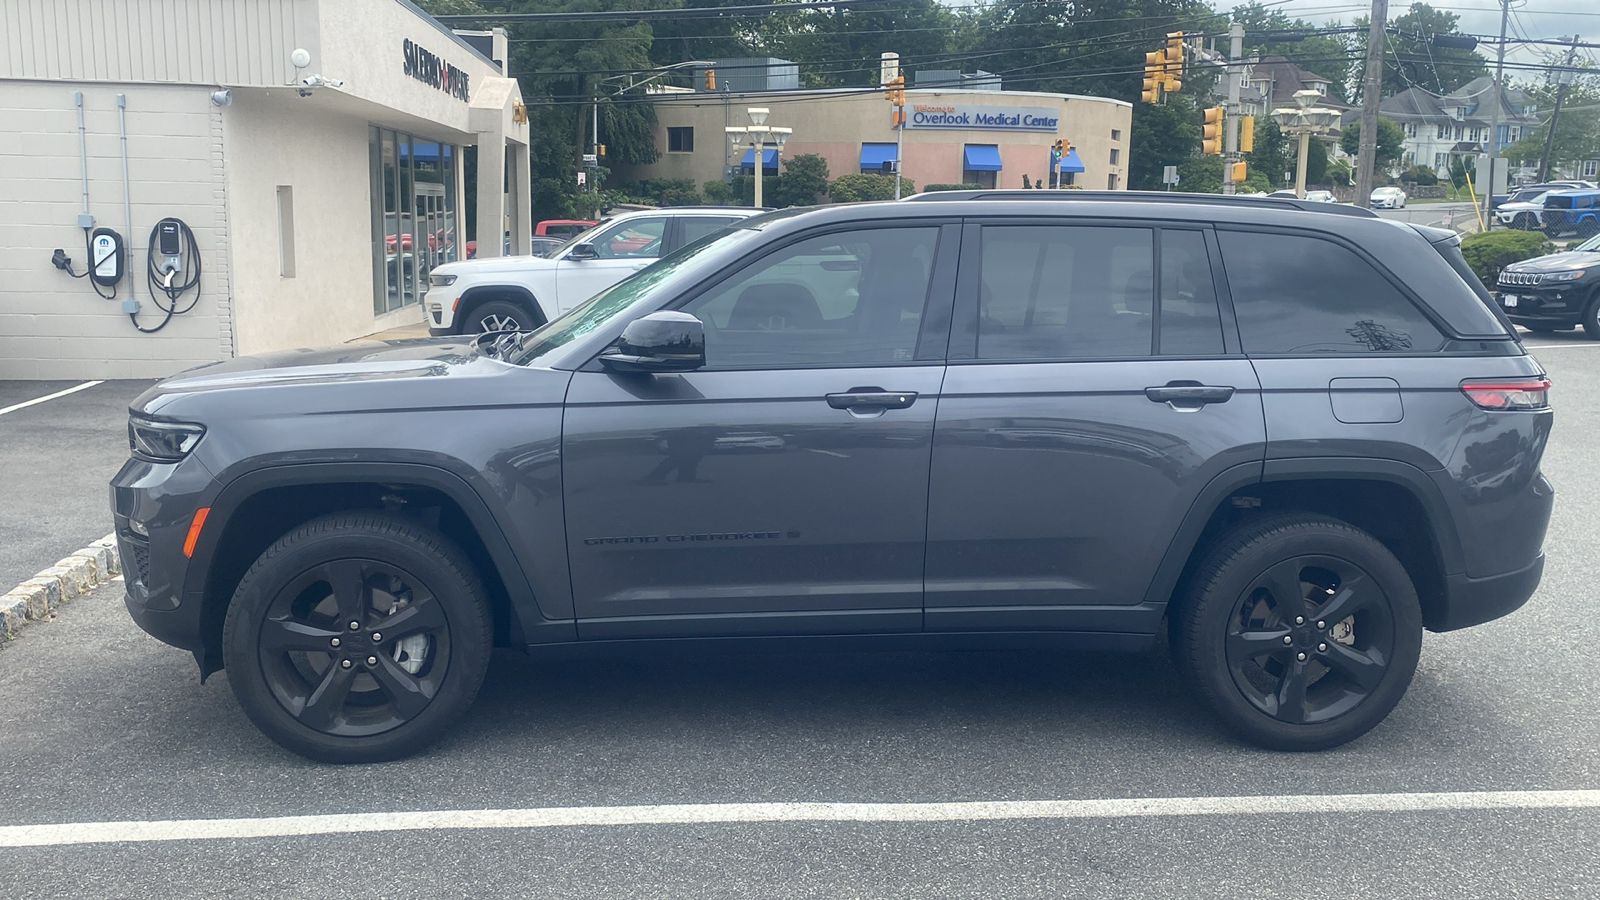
[1538,36,1581,182]
[1354,0,1388,209]
[1223,23,1244,195]
[1483,0,1510,231]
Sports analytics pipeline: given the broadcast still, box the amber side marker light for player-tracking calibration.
[183,507,211,557]
[1460,376,1551,410]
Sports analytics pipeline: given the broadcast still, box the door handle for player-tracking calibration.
[826,388,918,410]
[1145,383,1234,408]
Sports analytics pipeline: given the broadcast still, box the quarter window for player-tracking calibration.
[679,216,742,247]
[1218,230,1445,354]
[682,227,940,369]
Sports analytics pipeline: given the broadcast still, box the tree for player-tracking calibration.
[1231,1,1356,99]
[771,154,831,207]
[1129,96,1200,191]
[1304,134,1329,185]
[1369,4,1488,98]
[829,173,911,202]
[1341,118,1407,173]
[1498,78,1600,176]
[1245,116,1290,187]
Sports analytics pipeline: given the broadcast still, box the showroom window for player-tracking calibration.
[668,127,694,153]
[369,127,459,315]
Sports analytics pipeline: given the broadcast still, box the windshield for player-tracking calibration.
[509,226,757,365]
[1577,233,1600,252]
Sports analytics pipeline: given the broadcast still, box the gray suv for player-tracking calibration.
[113,193,1553,762]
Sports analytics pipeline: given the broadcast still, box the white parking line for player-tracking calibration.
[5,790,1600,848]
[0,380,104,417]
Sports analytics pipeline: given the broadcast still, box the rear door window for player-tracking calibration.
[1218,230,1445,354]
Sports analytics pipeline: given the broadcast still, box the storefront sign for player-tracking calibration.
[909,104,1059,132]
[402,39,470,102]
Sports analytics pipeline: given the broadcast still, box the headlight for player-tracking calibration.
[1544,270,1586,282]
[429,273,457,286]
[129,416,206,461]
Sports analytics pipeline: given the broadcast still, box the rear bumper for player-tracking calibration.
[1433,554,1545,632]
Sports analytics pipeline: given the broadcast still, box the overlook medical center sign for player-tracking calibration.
[908,104,1060,132]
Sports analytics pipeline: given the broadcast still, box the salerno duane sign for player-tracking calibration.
[909,104,1059,132]
[403,39,470,102]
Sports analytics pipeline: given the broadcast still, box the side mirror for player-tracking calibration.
[567,242,598,260]
[599,311,706,373]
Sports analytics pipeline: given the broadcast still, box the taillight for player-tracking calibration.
[1461,376,1551,410]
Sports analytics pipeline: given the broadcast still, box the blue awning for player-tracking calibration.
[740,148,779,168]
[963,144,1003,172]
[860,143,899,171]
[1059,147,1085,173]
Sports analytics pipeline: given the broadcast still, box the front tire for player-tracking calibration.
[1582,293,1600,341]
[470,298,540,334]
[1172,515,1423,751]
[222,513,492,763]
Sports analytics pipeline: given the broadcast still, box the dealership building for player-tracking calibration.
[1,0,530,379]
[613,62,1132,195]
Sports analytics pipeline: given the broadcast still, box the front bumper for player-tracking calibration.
[422,288,456,335]
[111,454,216,654]
[1496,286,1591,327]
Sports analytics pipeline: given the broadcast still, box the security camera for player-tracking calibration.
[210,89,231,106]
[300,74,343,89]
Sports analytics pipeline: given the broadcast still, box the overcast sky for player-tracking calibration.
[1267,0,1599,72]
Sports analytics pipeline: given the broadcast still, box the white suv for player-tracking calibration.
[425,207,759,335]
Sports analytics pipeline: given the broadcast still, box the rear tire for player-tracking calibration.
[1582,293,1600,341]
[222,513,492,763]
[1172,515,1423,751]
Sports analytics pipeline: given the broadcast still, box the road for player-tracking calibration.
[1,339,1597,898]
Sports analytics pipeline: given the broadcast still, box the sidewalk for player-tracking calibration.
[353,321,431,342]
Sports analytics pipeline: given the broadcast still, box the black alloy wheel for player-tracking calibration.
[223,514,491,763]
[1582,293,1600,341]
[1224,555,1394,726]
[1173,515,1423,751]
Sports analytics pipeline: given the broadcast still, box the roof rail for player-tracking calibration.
[900,189,1380,218]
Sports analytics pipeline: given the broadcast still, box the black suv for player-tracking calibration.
[1496,231,1600,336]
[114,193,1553,762]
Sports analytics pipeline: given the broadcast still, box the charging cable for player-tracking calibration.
[131,218,202,333]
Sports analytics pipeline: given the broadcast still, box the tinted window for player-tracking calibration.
[1159,230,1225,355]
[679,216,741,247]
[683,227,939,369]
[978,226,1153,359]
[1218,230,1445,354]
[589,217,667,259]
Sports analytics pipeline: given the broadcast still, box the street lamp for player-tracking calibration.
[1272,89,1340,199]
[725,108,791,208]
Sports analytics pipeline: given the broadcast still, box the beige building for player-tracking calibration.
[616,86,1132,195]
[0,0,531,379]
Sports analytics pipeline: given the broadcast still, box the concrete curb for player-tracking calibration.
[0,533,120,640]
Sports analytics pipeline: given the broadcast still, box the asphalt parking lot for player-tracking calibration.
[1,336,1598,898]
[0,380,153,591]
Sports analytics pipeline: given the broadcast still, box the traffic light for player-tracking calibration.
[704,68,716,91]
[597,144,606,158]
[1162,32,1184,93]
[1239,116,1255,154]
[1202,106,1224,155]
[885,75,905,107]
[1230,161,1248,182]
[1141,50,1163,103]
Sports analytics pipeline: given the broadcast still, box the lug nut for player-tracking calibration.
[1318,642,1328,652]
[1295,616,1305,625]
[371,632,383,643]
[348,620,361,631]
[1316,620,1326,629]
[340,659,353,669]
[1283,635,1293,645]
[366,656,378,666]
[330,637,341,648]
[1296,652,1307,661]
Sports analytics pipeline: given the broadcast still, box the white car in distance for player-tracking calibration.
[424,207,760,335]
[1369,186,1408,209]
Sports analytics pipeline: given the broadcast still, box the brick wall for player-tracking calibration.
[0,81,230,379]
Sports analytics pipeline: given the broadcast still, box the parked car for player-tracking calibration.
[1304,190,1336,203]
[1369,186,1407,208]
[1491,181,1594,210]
[1495,230,1600,335]
[1540,189,1600,239]
[423,207,760,335]
[115,191,1552,762]
[1496,191,1552,231]
[535,218,596,239]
